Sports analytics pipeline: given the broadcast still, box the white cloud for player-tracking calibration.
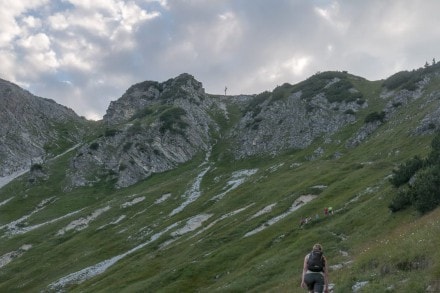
[144,0,169,9]
[60,53,92,71]
[117,1,160,31]
[0,11,21,47]
[211,12,242,53]
[0,0,49,45]
[0,50,17,81]
[48,13,70,30]
[59,0,160,35]
[283,56,311,76]
[24,50,59,73]
[13,33,60,77]
[22,15,42,29]
[18,33,51,51]
[64,0,117,12]
[314,1,349,33]
[237,55,312,95]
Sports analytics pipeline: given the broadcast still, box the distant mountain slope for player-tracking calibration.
[0,79,91,178]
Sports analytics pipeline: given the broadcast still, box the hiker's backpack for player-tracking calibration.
[307,250,325,272]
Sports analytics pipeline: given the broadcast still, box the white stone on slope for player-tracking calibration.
[211,169,258,201]
[56,206,111,235]
[0,244,32,269]
[121,196,145,208]
[244,195,317,237]
[249,203,277,219]
[155,193,171,204]
[169,165,211,216]
[0,197,56,237]
[48,222,180,290]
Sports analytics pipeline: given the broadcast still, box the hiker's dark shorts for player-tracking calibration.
[304,272,324,293]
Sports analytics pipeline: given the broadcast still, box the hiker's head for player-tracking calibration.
[312,243,322,252]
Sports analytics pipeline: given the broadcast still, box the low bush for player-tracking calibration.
[389,156,424,187]
[159,107,188,134]
[389,132,440,214]
[104,128,120,137]
[365,111,386,123]
[89,142,99,150]
[30,163,43,172]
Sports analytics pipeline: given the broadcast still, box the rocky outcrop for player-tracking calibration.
[67,74,220,188]
[103,73,206,125]
[230,83,365,158]
[0,79,88,177]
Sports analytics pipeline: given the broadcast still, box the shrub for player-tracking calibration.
[131,107,153,120]
[30,163,43,172]
[383,71,414,90]
[389,132,440,214]
[270,83,293,103]
[389,156,424,187]
[411,166,440,214]
[104,128,119,137]
[382,70,423,91]
[246,92,270,115]
[128,121,143,135]
[356,99,366,105]
[89,142,99,150]
[427,133,440,164]
[388,188,413,212]
[159,107,188,134]
[365,111,386,123]
[123,142,133,152]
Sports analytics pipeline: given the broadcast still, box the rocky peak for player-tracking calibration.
[162,73,204,94]
[103,73,205,125]
[69,74,215,188]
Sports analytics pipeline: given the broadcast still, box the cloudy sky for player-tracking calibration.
[1,0,439,120]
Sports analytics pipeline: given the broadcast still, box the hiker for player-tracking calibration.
[301,243,329,293]
[324,207,328,216]
[328,207,333,215]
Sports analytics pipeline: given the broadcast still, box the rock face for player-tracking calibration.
[230,91,364,158]
[67,74,219,188]
[0,79,87,177]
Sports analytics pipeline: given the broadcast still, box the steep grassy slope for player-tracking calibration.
[1,73,440,293]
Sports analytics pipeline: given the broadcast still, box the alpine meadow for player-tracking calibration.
[1,63,440,292]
